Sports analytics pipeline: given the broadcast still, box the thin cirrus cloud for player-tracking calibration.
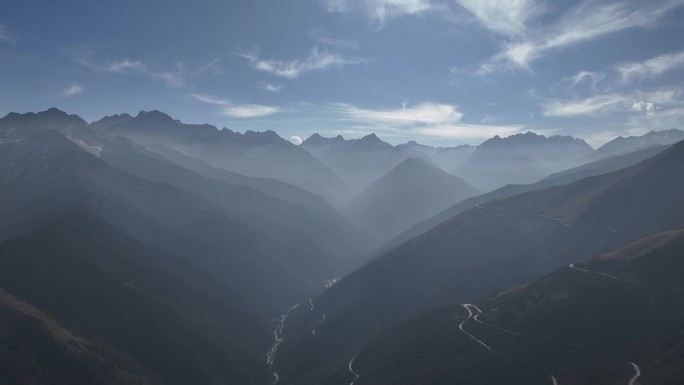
[0,24,14,44]
[106,59,185,88]
[190,93,282,118]
[542,87,683,117]
[616,50,684,83]
[322,0,432,26]
[66,45,185,88]
[334,101,522,139]
[454,0,544,37]
[478,0,684,74]
[257,82,285,93]
[238,48,368,79]
[61,84,85,97]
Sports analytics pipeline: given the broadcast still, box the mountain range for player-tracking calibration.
[1,108,683,385]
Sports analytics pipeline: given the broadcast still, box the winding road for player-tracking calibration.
[475,204,571,227]
[312,313,326,336]
[459,304,493,351]
[568,263,631,283]
[348,356,360,385]
[628,362,641,385]
[469,303,520,336]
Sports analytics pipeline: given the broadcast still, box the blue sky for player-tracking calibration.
[1,0,684,147]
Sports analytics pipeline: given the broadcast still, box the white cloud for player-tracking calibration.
[569,71,606,88]
[322,0,432,26]
[334,101,522,139]
[542,94,629,117]
[222,104,282,118]
[542,87,683,118]
[630,101,656,115]
[257,82,285,93]
[107,59,146,72]
[61,84,85,97]
[336,101,464,125]
[290,135,303,145]
[239,48,367,79]
[68,46,186,89]
[309,29,360,49]
[455,0,544,36]
[616,50,684,83]
[0,24,14,44]
[190,93,282,118]
[194,58,223,76]
[480,0,684,73]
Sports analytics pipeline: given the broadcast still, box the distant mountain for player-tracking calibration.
[586,128,684,162]
[458,132,593,191]
[344,157,480,242]
[94,134,371,277]
[396,141,475,175]
[273,138,684,384]
[146,143,336,215]
[387,144,670,252]
[0,108,87,141]
[301,133,436,194]
[301,229,684,385]
[0,130,319,316]
[90,110,350,205]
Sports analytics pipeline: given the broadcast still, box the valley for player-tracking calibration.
[1,109,683,385]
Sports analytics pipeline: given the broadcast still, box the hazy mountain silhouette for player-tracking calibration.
[301,133,436,195]
[0,108,87,141]
[458,132,593,191]
[273,138,684,384]
[387,144,671,252]
[91,110,350,205]
[396,140,475,175]
[0,130,328,314]
[344,157,480,243]
[586,128,684,162]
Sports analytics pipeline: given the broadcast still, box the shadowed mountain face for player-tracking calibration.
[344,157,480,243]
[586,129,684,162]
[301,133,436,195]
[0,213,273,385]
[458,132,593,191]
[89,110,351,206]
[299,229,684,385]
[0,131,319,316]
[386,144,670,253]
[273,139,684,384]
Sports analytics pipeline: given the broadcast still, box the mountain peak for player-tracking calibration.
[134,110,178,124]
[360,133,380,142]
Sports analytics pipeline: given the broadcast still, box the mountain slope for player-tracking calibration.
[458,132,593,191]
[0,212,272,385]
[586,128,684,162]
[387,143,670,252]
[344,157,480,242]
[301,133,434,194]
[146,142,336,215]
[273,138,684,384]
[396,141,475,175]
[0,130,317,317]
[95,135,371,277]
[302,229,684,385]
[91,110,350,205]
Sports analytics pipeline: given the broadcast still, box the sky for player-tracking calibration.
[1,0,684,147]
